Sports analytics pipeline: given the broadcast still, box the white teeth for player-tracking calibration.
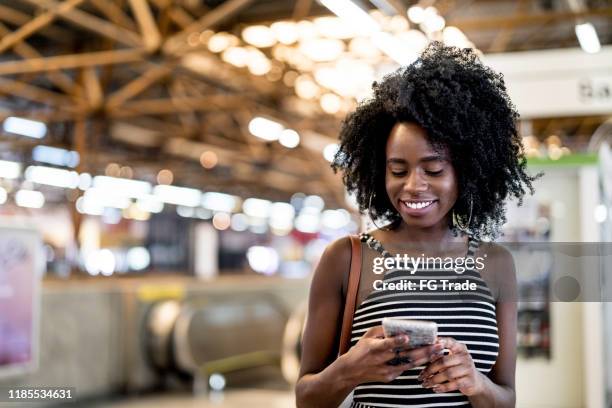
[404,201,433,210]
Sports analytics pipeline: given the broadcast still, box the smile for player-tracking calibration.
[402,200,435,210]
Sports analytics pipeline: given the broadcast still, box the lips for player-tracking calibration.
[400,199,438,216]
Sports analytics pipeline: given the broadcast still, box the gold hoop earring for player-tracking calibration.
[368,192,395,231]
[453,195,473,232]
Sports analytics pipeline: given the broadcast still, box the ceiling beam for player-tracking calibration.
[0,22,82,97]
[451,7,612,31]
[0,0,86,54]
[107,94,252,117]
[0,4,71,41]
[0,109,78,122]
[22,0,143,47]
[487,0,529,53]
[90,0,138,31]
[128,0,162,52]
[0,48,147,75]
[163,0,254,55]
[82,66,104,109]
[105,64,173,110]
[0,76,85,108]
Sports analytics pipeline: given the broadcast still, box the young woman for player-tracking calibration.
[295,43,537,408]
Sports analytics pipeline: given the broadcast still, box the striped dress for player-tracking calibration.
[349,233,499,408]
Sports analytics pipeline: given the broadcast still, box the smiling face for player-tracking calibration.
[385,122,458,231]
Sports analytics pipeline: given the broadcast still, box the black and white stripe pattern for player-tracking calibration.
[350,234,499,408]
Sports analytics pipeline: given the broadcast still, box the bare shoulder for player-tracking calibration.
[313,235,354,294]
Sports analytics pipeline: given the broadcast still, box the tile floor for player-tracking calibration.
[98,389,295,408]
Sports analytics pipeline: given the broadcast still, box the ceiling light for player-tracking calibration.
[313,16,358,39]
[323,143,339,162]
[15,189,45,209]
[3,117,47,139]
[93,176,152,199]
[25,166,80,189]
[407,5,425,24]
[248,117,284,141]
[200,151,218,169]
[372,31,418,65]
[156,169,173,185]
[202,192,238,213]
[230,213,249,231]
[442,26,469,48]
[222,46,249,67]
[319,0,380,35]
[207,32,239,53]
[270,21,299,45]
[349,37,381,59]
[247,53,272,75]
[243,197,272,218]
[421,13,445,33]
[212,212,231,230]
[242,25,276,48]
[320,93,342,114]
[298,38,345,62]
[84,188,131,209]
[0,159,21,179]
[32,145,79,168]
[279,129,300,148]
[154,184,201,207]
[295,75,320,99]
[136,195,164,213]
[575,22,601,53]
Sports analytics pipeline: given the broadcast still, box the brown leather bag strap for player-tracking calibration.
[339,235,362,356]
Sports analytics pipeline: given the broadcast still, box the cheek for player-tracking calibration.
[436,175,459,205]
[385,172,400,193]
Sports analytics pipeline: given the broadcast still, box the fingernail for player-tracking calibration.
[432,386,441,393]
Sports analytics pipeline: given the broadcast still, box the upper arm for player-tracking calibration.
[298,236,352,378]
[488,245,517,390]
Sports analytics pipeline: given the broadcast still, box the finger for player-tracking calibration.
[373,334,410,352]
[363,325,385,339]
[404,343,442,360]
[422,365,471,388]
[418,354,463,381]
[404,343,444,367]
[431,376,473,394]
[380,363,414,382]
[437,337,468,355]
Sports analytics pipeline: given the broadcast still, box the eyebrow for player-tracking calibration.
[387,155,445,164]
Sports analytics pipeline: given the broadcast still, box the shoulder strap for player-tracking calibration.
[339,235,362,356]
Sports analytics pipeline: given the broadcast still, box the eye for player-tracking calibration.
[390,171,407,177]
[425,169,443,176]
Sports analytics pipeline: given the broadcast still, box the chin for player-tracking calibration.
[402,218,438,229]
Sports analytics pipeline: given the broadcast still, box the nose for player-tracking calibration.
[403,170,428,194]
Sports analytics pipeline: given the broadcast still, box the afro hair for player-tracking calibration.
[331,42,539,239]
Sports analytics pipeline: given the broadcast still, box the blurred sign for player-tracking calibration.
[485,46,612,118]
[0,223,43,378]
[137,284,185,302]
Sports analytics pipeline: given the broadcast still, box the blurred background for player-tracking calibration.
[0,0,611,407]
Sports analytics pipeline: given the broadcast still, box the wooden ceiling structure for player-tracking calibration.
[0,0,611,207]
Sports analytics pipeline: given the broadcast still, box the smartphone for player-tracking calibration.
[382,318,438,349]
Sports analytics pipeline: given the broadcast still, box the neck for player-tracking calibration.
[391,218,463,247]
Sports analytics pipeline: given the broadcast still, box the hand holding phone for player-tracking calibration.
[382,318,438,349]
